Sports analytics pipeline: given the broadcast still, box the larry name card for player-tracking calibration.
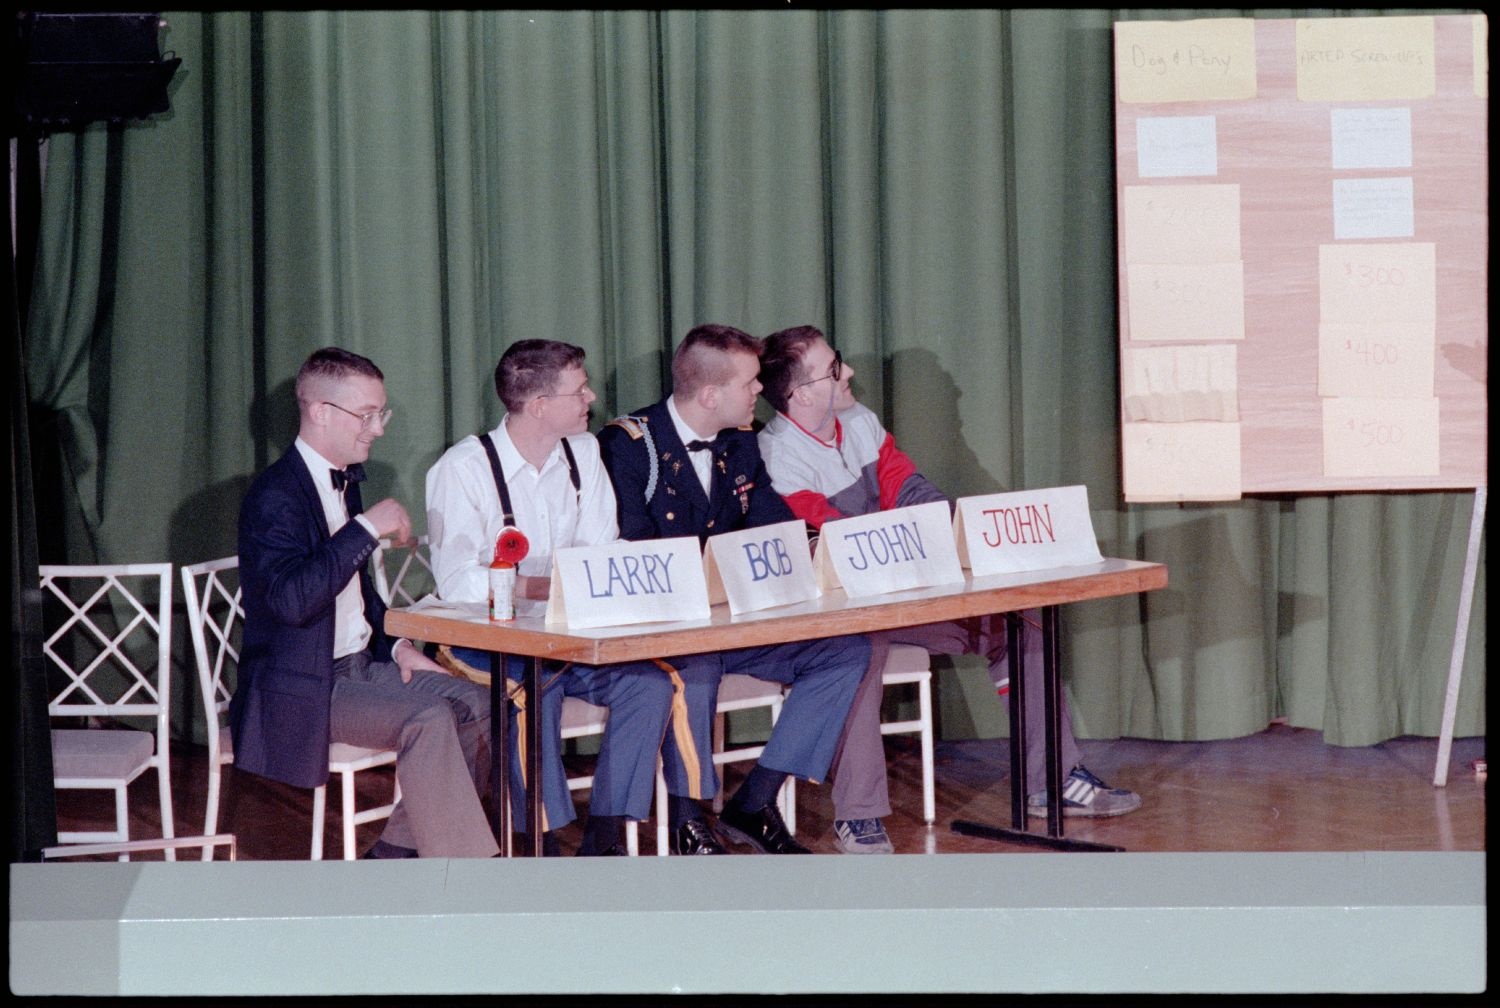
[704,519,820,615]
[814,499,965,598]
[953,484,1104,575]
[546,536,710,629]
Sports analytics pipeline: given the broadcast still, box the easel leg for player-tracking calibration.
[1433,486,1486,786]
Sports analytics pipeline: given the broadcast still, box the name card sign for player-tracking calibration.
[703,519,820,615]
[953,485,1105,575]
[546,536,710,629]
[814,500,964,599]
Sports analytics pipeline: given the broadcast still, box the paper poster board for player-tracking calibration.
[813,500,965,599]
[953,485,1106,575]
[1114,14,1487,500]
[703,519,821,615]
[546,536,710,629]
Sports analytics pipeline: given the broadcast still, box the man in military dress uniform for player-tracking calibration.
[597,323,868,855]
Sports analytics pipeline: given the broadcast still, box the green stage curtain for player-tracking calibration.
[22,9,1485,748]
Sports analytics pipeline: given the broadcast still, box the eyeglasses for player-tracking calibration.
[794,349,843,390]
[323,401,393,429]
[536,383,593,402]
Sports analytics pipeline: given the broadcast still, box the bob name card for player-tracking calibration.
[813,500,965,598]
[703,519,821,615]
[953,484,1104,575]
[546,536,710,629]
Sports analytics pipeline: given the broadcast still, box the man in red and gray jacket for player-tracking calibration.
[757,325,1142,855]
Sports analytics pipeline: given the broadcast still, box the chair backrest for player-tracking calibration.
[371,534,433,607]
[38,563,174,735]
[180,556,241,763]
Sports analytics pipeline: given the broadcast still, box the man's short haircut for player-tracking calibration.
[759,325,825,413]
[295,346,384,409]
[495,339,587,413]
[671,323,763,398]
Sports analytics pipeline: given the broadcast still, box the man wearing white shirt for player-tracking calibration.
[232,346,497,859]
[426,339,674,856]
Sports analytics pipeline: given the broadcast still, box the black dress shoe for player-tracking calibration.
[361,840,419,859]
[511,832,563,857]
[717,802,811,854]
[577,842,629,857]
[669,817,727,855]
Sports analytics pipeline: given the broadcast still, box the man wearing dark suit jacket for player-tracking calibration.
[232,346,498,859]
[597,324,867,855]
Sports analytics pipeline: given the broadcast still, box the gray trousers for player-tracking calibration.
[331,652,499,858]
[828,611,1082,821]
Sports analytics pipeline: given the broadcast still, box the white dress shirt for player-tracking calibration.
[424,417,620,604]
[666,396,714,496]
[294,438,379,660]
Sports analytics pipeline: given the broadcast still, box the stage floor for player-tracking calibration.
[48,720,1488,858]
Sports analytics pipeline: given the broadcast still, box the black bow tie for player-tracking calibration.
[686,438,722,453]
[331,464,366,491]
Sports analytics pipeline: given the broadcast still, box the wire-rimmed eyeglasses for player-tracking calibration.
[536,383,594,402]
[323,401,393,429]
[794,349,842,390]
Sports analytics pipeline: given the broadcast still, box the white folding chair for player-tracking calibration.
[371,534,434,607]
[181,556,401,860]
[880,643,936,825]
[39,563,177,860]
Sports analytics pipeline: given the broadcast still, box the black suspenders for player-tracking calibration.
[480,432,580,524]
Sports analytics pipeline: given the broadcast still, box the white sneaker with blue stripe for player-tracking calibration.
[1027,764,1141,818]
[834,818,894,854]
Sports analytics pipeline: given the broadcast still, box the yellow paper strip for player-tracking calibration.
[1322,397,1440,478]
[1123,184,1242,264]
[1123,345,1239,422]
[1127,261,1244,342]
[1296,16,1436,102]
[1116,19,1258,104]
[1124,422,1242,502]
[1318,243,1435,326]
[1317,322,1436,399]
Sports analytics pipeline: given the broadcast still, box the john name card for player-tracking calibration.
[704,519,820,615]
[546,536,710,629]
[954,485,1105,575]
[814,500,965,599]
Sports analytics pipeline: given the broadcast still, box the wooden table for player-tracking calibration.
[388,557,1168,856]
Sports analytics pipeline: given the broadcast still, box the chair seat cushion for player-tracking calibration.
[883,643,932,674]
[327,742,398,769]
[51,728,154,781]
[716,672,784,706]
[561,696,609,734]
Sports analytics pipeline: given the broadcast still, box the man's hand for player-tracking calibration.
[364,498,414,547]
[392,638,448,683]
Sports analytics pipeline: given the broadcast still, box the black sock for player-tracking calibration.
[728,763,787,814]
[580,814,624,854]
[669,794,705,829]
[517,829,560,857]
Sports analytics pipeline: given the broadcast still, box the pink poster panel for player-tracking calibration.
[1114,15,1487,500]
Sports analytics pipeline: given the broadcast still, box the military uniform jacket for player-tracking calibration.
[597,397,794,544]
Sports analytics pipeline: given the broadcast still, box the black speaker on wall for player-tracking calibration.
[9,11,183,136]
